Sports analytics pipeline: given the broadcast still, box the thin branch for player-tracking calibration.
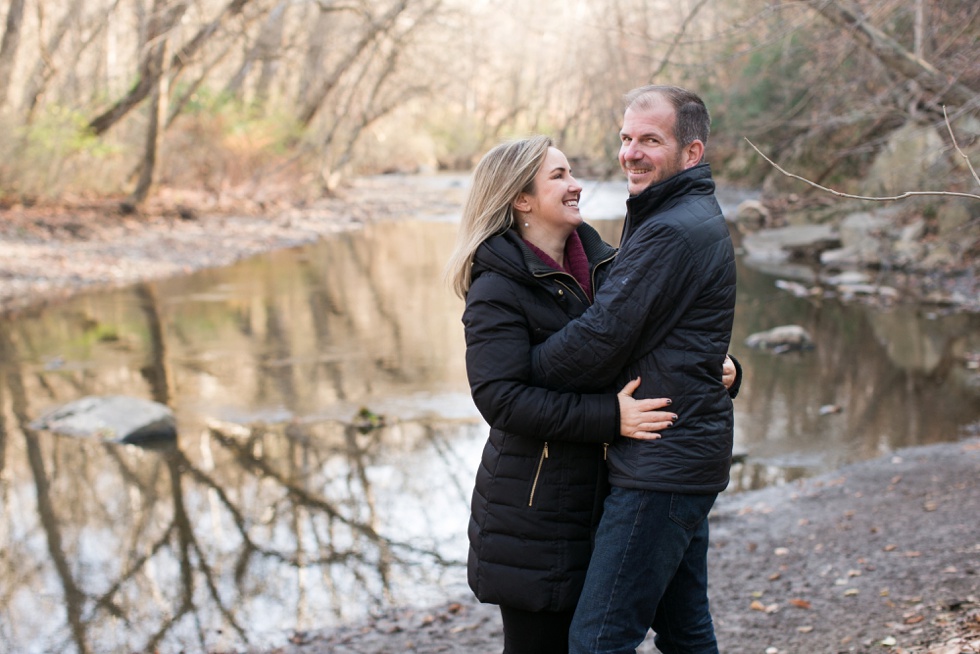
[744,138,980,202]
[943,105,980,189]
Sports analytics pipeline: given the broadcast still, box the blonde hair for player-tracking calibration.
[444,135,553,298]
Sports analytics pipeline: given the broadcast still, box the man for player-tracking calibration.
[530,85,736,653]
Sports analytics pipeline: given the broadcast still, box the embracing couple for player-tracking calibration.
[445,85,739,654]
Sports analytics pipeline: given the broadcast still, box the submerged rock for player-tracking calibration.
[744,325,815,352]
[30,395,177,445]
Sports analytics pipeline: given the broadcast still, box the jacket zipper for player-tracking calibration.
[603,443,608,460]
[591,252,616,296]
[528,442,549,507]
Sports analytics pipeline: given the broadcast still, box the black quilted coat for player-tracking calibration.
[530,163,737,495]
[464,223,620,613]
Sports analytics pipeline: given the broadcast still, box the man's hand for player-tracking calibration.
[723,355,736,389]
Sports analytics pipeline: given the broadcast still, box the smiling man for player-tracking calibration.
[530,85,737,653]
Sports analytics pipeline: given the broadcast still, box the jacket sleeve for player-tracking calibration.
[530,222,700,391]
[463,272,620,443]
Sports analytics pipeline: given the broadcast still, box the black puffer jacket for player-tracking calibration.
[464,224,619,613]
[530,163,737,494]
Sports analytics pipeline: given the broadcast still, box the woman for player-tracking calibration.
[445,136,738,653]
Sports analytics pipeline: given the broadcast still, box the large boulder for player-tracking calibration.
[30,396,177,445]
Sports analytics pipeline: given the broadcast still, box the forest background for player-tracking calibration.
[0,0,976,233]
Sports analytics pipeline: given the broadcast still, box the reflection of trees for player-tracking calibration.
[1,323,90,653]
[731,261,980,489]
[0,256,472,652]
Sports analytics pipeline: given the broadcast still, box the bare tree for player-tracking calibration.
[0,0,27,108]
[801,0,977,110]
[87,0,252,136]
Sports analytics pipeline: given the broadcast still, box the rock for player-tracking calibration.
[861,122,949,196]
[30,395,177,445]
[733,199,770,232]
[744,325,814,352]
[741,225,840,263]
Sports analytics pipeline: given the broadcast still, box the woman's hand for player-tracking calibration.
[617,377,675,440]
[722,355,736,389]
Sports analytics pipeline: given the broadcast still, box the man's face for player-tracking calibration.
[618,96,688,196]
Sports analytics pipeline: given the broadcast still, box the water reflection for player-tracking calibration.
[729,246,980,490]
[0,216,978,652]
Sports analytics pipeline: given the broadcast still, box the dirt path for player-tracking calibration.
[272,438,980,654]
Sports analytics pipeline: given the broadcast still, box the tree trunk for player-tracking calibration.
[805,0,976,108]
[21,0,86,120]
[0,0,27,108]
[127,1,169,207]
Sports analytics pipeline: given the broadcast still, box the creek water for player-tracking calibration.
[1,189,978,653]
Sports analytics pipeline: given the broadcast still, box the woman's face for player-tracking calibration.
[516,147,583,233]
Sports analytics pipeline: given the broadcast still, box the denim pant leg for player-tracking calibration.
[568,487,718,654]
[652,497,718,654]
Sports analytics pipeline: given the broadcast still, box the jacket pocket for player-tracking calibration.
[528,442,549,506]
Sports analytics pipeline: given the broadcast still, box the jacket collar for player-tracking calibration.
[625,162,715,224]
[472,223,617,285]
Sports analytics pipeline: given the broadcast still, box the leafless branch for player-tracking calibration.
[744,138,980,202]
[943,106,980,190]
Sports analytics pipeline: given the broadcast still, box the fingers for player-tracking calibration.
[634,397,672,410]
[618,377,642,397]
[622,411,677,440]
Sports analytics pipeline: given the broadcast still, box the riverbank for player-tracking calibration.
[2,177,978,653]
[0,175,470,317]
[271,437,980,654]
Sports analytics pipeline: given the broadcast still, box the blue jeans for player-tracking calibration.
[569,487,719,654]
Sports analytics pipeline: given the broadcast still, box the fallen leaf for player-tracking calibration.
[789,598,812,609]
[797,625,814,633]
[884,544,898,552]
[923,501,938,512]
[769,572,782,581]
[881,636,897,646]
[750,600,767,612]
[905,614,924,625]
[844,588,859,596]
[904,551,922,558]
[774,547,789,556]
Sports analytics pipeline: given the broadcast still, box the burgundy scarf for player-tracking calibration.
[524,230,593,301]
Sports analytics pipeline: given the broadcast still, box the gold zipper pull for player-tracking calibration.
[544,443,549,458]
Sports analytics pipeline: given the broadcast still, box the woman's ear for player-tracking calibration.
[513,192,531,214]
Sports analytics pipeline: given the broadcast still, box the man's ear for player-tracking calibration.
[683,140,705,169]
[513,192,531,213]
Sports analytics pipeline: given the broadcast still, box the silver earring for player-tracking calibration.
[524,222,529,228]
